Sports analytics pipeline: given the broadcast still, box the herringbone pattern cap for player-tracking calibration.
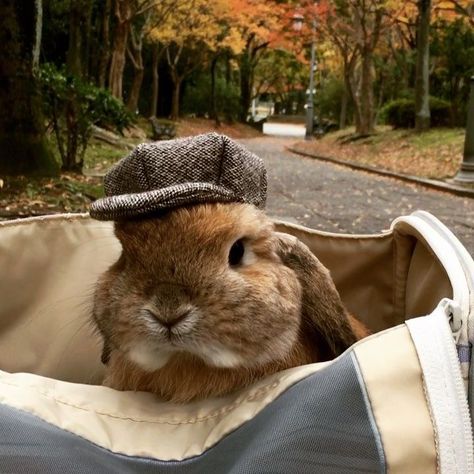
[89,133,267,220]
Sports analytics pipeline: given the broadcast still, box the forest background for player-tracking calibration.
[0,1,473,191]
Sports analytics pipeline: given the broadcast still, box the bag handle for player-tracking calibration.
[391,211,473,346]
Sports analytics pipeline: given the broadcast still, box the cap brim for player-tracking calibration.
[89,182,240,221]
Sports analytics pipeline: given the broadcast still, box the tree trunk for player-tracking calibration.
[210,55,220,126]
[239,52,252,122]
[83,0,93,79]
[66,2,83,76]
[170,76,182,120]
[109,19,128,98]
[126,21,145,113]
[339,85,348,129]
[415,0,431,132]
[345,65,360,132]
[65,104,79,171]
[450,76,461,126]
[225,52,231,85]
[0,0,58,176]
[374,72,386,125]
[98,0,112,88]
[357,49,375,135]
[108,0,131,99]
[127,66,144,113]
[340,57,356,129]
[66,0,93,78]
[150,46,160,117]
[32,0,42,70]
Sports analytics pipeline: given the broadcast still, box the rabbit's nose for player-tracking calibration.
[152,308,192,330]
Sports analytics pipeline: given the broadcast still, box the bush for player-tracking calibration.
[381,97,452,129]
[430,97,453,127]
[316,75,351,125]
[39,63,132,171]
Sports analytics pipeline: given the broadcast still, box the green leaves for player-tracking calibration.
[380,97,452,128]
[39,63,132,170]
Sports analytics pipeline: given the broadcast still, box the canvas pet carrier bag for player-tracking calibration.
[0,210,472,473]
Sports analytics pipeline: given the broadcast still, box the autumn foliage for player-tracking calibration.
[2,0,474,175]
[36,0,474,130]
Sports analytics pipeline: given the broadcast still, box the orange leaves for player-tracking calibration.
[149,0,243,52]
[149,0,309,65]
[315,0,465,71]
[433,0,473,23]
[226,0,286,51]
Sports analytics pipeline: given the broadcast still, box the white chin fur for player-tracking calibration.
[127,345,172,372]
[197,344,245,368]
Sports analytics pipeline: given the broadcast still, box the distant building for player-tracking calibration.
[249,85,307,122]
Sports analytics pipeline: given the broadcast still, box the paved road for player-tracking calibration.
[241,137,474,256]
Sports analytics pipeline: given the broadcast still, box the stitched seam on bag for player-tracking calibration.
[0,213,91,228]
[440,347,458,471]
[420,371,441,474]
[351,352,387,473]
[406,320,442,473]
[392,231,412,326]
[392,235,399,324]
[0,403,138,459]
[0,379,280,425]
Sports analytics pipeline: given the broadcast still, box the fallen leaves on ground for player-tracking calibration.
[176,117,262,139]
[292,127,465,180]
[0,174,103,219]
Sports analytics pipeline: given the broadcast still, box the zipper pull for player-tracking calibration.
[442,299,463,344]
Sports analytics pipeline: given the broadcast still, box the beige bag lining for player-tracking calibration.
[275,220,452,334]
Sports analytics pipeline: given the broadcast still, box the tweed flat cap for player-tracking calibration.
[89,132,267,221]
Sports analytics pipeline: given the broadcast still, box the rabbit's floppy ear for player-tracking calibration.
[101,340,111,365]
[274,232,358,360]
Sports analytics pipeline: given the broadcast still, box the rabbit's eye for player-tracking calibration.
[229,239,245,266]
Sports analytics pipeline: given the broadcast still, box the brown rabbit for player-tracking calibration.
[92,202,368,403]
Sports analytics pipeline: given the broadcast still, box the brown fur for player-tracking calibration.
[92,203,368,403]
[103,333,319,403]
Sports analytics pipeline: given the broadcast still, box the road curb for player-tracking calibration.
[287,147,474,199]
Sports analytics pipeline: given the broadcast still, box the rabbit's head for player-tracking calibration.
[93,203,361,401]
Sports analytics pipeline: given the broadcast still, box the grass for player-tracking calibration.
[292,127,465,180]
[0,174,104,218]
[84,140,129,175]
